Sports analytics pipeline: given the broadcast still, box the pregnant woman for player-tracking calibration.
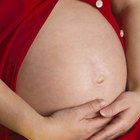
[0,0,140,140]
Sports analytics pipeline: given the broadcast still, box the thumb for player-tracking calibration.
[100,100,128,117]
[74,99,106,119]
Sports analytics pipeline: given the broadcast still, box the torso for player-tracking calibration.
[16,0,127,116]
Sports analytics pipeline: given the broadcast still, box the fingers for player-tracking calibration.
[87,117,113,134]
[100,97,129,117]
[74,99,106,119]
[89,110,133,140]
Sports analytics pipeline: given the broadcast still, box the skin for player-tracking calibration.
[89,0,140,139]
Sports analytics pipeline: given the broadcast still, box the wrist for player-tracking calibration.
[30,116,63,140]
[24,114,45,140]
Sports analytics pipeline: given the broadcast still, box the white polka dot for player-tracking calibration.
[96,0,103,8]
[120,29,124,37]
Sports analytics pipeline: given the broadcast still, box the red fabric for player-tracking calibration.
[0,0,139,139]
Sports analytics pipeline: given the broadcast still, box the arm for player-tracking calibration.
[111,0,140,92]
[0,79,45,139]
[122,1,140,92]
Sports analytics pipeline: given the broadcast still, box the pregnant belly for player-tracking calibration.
[16,0,127,116]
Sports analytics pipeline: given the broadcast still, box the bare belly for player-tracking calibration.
[16,0,127,116]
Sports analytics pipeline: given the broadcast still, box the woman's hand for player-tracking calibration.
[31,99,112,140]
[89,91,140,140]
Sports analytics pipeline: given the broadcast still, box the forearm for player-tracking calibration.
[0,79,44,139]
[116,1,140,91]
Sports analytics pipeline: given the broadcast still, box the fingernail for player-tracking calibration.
[100,109,107,116]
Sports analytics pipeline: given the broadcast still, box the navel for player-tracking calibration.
[96,75,105,84]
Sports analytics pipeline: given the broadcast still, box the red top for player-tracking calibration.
[0,0,139,140]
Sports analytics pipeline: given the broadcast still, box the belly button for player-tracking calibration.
[96,75,105,84]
